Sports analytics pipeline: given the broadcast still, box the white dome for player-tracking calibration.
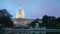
[16,5,25,18]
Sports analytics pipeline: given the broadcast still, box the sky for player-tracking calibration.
[0,0,60,19]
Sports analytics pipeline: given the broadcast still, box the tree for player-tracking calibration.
[42,15,48,27]
[0,9,12,17]
[0,9,13,28]
[48,16,56,29]
[56,17,60,29]
[30,20,36,28]
[29,18,43,28]
[36,18,43,28]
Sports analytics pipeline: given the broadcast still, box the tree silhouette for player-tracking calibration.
[48,16,56,29]
[0,9,13,28]
[29,18,42,28]
[42,15,48,27]
[42,15,56,29]
[30,20,36,28]
[56,17,60,29]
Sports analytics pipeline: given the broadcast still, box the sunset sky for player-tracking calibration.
[0,0,60,19]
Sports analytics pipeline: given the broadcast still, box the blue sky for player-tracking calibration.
[0,0,60,19]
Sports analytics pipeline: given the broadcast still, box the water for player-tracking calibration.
[0,30,60,34]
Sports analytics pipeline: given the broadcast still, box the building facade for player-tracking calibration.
[12,4,42,27]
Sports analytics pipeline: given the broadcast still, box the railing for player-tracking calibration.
[1,28,60,34]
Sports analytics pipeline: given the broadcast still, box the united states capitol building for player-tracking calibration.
[11,4,46,34]
[12,4,42,27]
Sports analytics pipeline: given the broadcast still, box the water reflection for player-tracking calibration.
[46,32,60,34]
[0,30,60,34]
